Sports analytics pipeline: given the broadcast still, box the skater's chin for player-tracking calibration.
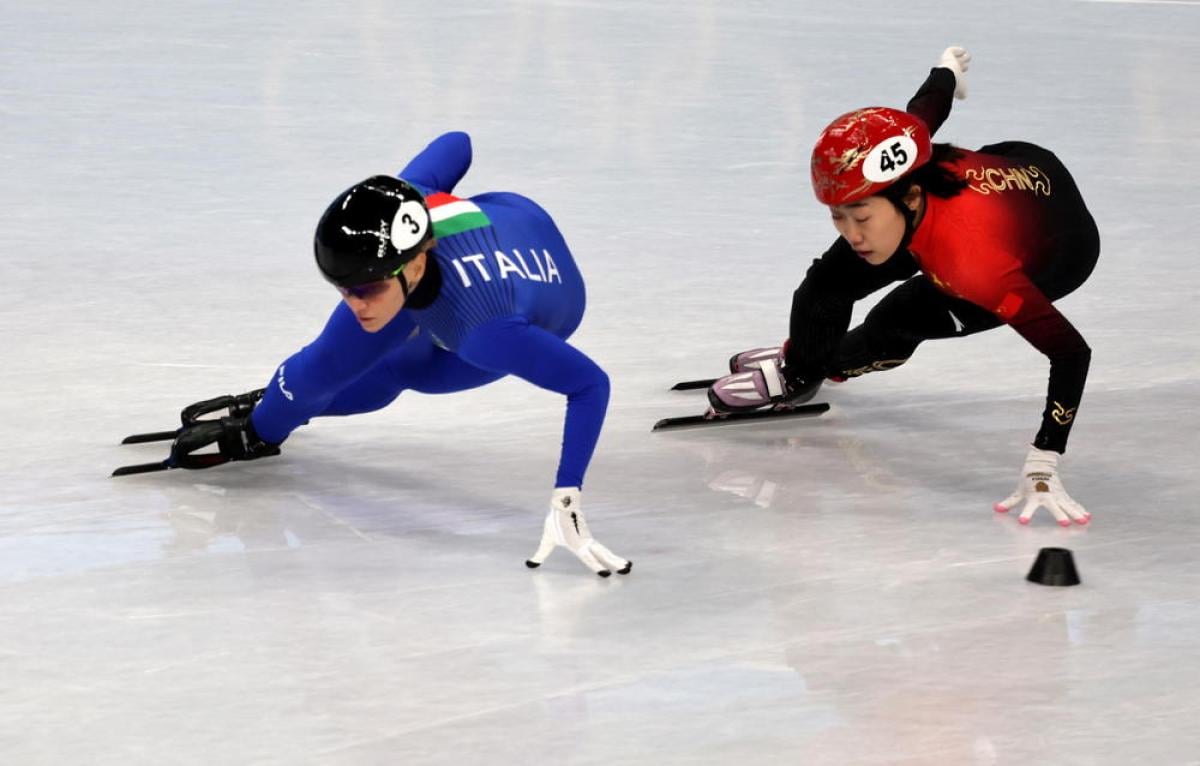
[357,317,382,332]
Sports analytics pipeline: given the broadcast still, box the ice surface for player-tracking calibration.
[3,1,1199,763]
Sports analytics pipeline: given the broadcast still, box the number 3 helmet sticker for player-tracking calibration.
[863,136,919,183]
[390,200,430,252]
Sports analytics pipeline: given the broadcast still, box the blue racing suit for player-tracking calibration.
[250,132,608,488]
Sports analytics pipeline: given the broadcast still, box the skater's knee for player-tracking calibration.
[576,365,610,406]
[832,325,914,379]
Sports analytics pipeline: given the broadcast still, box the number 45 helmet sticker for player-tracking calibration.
[810,107,933,206]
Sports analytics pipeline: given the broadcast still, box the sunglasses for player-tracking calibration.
[337,279,393,300]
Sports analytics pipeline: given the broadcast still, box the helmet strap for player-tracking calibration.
[899,204,917,252]
[396,268,410,299]
[882,185,922,255]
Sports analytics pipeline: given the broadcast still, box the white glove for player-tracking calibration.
[526,488,632,577]
[994,447,1091,527]
[938,45,972,99]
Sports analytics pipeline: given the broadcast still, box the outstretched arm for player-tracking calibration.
[456,316,609,489]
[907,47,970,136]
[251,302,418,444]
[983,267,1091,454]
[458,316,628,577]
[399,131,474,194]
[906,68,957,136]
[983,266,1092,526]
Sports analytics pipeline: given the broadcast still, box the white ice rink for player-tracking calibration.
[4,1,1200,763]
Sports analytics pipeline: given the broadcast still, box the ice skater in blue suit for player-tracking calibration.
[165,132,630,577]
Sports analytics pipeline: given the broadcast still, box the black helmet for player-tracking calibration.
[314,176,433,287]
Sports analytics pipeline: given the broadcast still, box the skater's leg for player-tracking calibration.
[832,276,1002,379]
[319,331,504,416]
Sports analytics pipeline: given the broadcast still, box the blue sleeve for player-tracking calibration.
[456,316,610,489]
[398,131,473,193]
[251,302,418,444]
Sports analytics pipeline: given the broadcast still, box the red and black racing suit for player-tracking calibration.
[786,68,1099,453]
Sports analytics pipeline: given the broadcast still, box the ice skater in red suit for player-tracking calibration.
[709,47,1098,527]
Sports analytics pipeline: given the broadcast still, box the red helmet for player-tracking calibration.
[810,107,932,205]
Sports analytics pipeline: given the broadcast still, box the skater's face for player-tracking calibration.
[829,188,921,266]
[340,252,429,333]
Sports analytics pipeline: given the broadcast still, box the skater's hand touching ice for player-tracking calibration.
[994,447,1090,527]
[526,488,631,577]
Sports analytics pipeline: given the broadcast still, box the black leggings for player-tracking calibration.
[832,142,1100,379]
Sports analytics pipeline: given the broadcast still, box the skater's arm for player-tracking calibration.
[251,303,418,444]
[906,67,958,137]
[1005,287,1090,454]
[399,131,473,193]
[456,316,609,489]
[963,263,1090,454]
[785,237,918,380]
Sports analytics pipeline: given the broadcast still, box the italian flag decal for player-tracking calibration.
[426,192,491,238]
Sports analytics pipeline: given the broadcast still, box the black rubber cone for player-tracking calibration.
[1026,547,1081,587]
